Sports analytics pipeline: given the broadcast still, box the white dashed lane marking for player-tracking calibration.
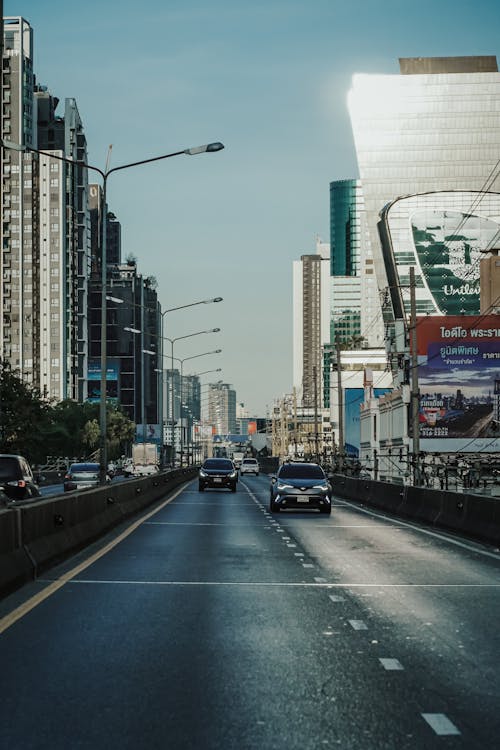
[349,620,368,630]
[379,658,404,671]
[329,594,345,602]
[422,714,460,736]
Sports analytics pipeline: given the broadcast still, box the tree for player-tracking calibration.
[106,408,136,459]
[0,360,51,463]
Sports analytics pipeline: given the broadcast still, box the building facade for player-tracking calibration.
[1,18,89,401]
[292,240,330,407]
[208,382,237,435]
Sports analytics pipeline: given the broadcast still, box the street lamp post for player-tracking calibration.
[159,296,222,454]
[165,329,221,466]
[1,138,224,482]
[177,351,222,465]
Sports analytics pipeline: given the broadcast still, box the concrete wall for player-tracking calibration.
[0,468,197,599]
[330,474,500,546]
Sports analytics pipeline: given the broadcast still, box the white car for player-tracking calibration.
[239,458,259,476]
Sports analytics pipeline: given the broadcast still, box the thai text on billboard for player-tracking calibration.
[415,315,500,444]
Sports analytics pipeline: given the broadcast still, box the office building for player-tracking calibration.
[348,55,500,329]
[329,179,384,348]
[89,262,161,427]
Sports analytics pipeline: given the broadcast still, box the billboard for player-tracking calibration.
[135,424,162,444]
[87,359,119,404]
[416,315,500,452]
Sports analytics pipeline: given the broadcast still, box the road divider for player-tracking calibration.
[329,474,500,547]
[0,468,198,599]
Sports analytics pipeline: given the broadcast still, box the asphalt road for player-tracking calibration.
[1,474,499,749]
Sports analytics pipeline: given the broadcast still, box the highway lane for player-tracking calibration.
[0,473,499,749]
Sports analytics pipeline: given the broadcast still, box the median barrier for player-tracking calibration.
[0,508,33,595]
[0,467,198,598]
[434,490,500,546]
[401,485,443,525]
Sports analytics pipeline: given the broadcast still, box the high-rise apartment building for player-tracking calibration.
[1,17,90,400]
[208,382,237,435]
[292,240,330,407]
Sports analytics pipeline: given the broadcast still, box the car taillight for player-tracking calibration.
[64,474,71,480]
[7,479,26,488]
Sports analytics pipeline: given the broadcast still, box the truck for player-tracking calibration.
[129,442,159,477]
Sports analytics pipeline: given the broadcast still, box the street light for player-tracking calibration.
[158,297,223,442]
[1,137,224,482]
[165,328,221,465]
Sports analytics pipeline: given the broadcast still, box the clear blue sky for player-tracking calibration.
[6,0,500,414]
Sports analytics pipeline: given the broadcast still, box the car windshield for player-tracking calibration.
[242,459,257,464]
[203,460,233,470]
[0,458,21,480]
[278,464,325,479]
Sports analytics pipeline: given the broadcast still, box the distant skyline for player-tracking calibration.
[5,0,500,413]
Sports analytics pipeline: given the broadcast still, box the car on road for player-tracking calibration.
[270,461,332,514]
[0,454,41,502]
[64,462,101,492]
[239,457,260,476]
[199,458,238,492]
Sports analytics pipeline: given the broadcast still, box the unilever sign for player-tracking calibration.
[411,210,499,315]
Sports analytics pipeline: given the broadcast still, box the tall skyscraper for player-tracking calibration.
[208,382,237,435]
[348,56,500,330]
[292,240,330,407]
[1,18,90,400]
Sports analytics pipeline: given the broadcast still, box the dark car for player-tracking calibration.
[270,462,332,515]
[0,454,41,502]
[199,458,238,492]
[64,462,101,492]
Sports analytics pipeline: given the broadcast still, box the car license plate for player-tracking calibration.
[297,497,309,503]
[214,478,222,483]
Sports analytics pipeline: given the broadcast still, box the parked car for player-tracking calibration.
[64,462,101,492]
[199,458,238,492]
[0,454,41,502]
[269,461,332,515]
[239,457,260,476]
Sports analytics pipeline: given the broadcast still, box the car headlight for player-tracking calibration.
[229,471,237,478]
[277,483,294,490]
[199,470,207,477]
[312,484,329,492]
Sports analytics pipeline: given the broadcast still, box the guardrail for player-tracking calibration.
[329,473,500,547]
[0,467,198,599]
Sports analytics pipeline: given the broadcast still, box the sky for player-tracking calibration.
[5,0,500,415]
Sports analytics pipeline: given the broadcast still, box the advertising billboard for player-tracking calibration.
[87,359,119,404]
[135,424,162,444]
[416,315,500,452]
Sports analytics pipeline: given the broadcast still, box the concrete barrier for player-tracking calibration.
[402,486,443,525]
[0,468,197,598]
[0,508,33,595]
[330,473,500,547]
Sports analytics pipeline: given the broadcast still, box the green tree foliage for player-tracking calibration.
[0,360,51,463]
[0,361,136,464]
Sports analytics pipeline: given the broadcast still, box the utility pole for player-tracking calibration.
[409,266,420,485]
[313,366,319,463]
[335,333,344,473]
